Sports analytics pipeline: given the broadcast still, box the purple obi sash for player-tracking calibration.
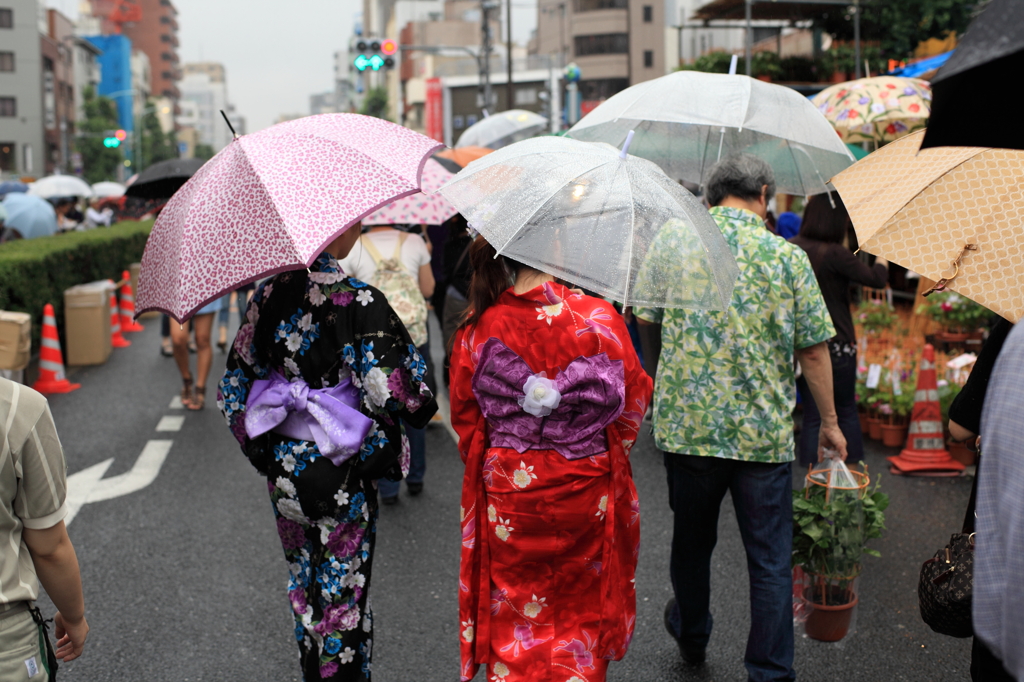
[245,370,373,466]
[471,337,625,459]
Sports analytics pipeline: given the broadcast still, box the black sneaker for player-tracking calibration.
[407,481,424,496]
[664,598,706,666]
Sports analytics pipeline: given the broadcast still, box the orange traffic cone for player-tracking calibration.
[109,291,131,348]
[119,270,144,332]
[32,304,81,395]
[887,344,964,476]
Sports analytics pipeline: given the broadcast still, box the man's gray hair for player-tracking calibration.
[704,153,777,207]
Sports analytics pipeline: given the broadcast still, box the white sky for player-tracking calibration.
[46,0,539,133]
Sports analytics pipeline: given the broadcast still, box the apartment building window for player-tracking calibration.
[0,8,12,29]
[0,97,15,117]
[0,142,14,172]
[643,5,652,21]
[0,51,14,72]
[574,33,629,56]
[574,0,626,11]
[644,50,654,67]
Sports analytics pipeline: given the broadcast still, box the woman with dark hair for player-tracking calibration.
[790,193,888,466]
[449,238,653,682]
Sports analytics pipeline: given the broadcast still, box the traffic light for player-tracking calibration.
[103,129,127,148]
[353,38,397,71]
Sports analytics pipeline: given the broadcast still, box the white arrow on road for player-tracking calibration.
[65,440,172,526]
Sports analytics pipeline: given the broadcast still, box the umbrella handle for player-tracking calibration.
[923,243,978,296]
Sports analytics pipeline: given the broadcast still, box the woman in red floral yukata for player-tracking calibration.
[449,237,653,682]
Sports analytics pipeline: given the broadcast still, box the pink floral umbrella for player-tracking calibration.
[362,158,457,226]
[136,114,443,321]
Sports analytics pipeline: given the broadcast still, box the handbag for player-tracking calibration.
[918,466,977,638]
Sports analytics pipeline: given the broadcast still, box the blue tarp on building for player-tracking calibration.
[888,51,954,78]
[84,35,134,134]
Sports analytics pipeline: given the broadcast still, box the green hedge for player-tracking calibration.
[0,221,154,349]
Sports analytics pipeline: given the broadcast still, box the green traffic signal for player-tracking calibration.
[354,53,388,71]
[103,137,120,148]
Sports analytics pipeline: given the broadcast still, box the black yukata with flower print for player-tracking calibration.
[219,252,436,681]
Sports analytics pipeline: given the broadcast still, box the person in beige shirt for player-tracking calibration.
[1,378,88,680]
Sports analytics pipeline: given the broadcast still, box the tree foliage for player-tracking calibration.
[193,143,216,161]
[360,87,389,120]
[77,86,123,184]
[139,101,178,171]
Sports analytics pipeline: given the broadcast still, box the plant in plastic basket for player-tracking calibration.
[916,291,991,334]
[792,458,889,641]
[856,299,897,335]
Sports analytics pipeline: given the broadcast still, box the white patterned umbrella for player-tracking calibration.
[29,174,94,199]
[136,114,443,322]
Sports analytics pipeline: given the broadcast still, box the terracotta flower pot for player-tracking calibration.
[867,416,883,440]
[938,331,970,344]
[880,423,908,448]
[804,586,859,642]
[830,71,847,83]
[858,412,869,434]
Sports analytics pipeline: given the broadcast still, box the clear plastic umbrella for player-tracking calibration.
[91,181,126,198]
[455,109,548,149]
[28,174,94,199]
[437,135,739,310]
[568,71,855,196]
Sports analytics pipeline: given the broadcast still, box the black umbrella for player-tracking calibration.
[124,158,207,199]
[431,153,463,174]
[921,0,1024,150]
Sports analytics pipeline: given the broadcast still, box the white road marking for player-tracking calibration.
[64,440,173,526]
[156,416,185,432]
[169,396,183,409]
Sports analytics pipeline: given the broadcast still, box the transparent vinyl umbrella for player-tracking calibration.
[455,109,548,150]
[568,71,854,196]
[437,135,739,310]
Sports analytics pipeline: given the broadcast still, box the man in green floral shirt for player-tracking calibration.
[635,154,847,682]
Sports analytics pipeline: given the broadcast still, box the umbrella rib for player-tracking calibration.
[622,162,635,305]
[785,142,810,197]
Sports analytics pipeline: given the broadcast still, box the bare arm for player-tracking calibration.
[795,341,849,460]
[948,418,977,443]
[418,263,435,299]
[23,521,89,662]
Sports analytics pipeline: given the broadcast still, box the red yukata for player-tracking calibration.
[450,282,653,682]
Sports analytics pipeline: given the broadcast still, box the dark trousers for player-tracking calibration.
[378,340,432,498]
[972,636,1016,682]
[796,352,864,467]
[664,453,796,682]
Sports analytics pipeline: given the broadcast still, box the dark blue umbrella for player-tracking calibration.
[0,181,29,198]
[2,193,58,239]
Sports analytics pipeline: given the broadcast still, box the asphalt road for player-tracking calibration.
[40,314,972,682]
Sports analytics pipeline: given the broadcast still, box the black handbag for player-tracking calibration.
[918,469,977,638]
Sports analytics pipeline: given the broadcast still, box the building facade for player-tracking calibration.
[39,9,77,175]
[90,0,181,101]
[0,0,44,178]
[85,34,133,134]
[179,63,231,152]
[71,36,103,124]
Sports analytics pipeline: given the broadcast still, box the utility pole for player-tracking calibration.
[480,0,498,114]
[506,0,513,110]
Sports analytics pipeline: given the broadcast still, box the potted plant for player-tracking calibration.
[855,381,872,433]
[753,51,783,81]
[878,387,914,448]
[792,462,889,642]
[917,291,991,343]
[857,298,897,335]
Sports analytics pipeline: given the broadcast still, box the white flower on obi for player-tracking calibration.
[277,497,307,523]
[283,357,300,376]
[495,517,514,542]
[335,490,350,507]
[536,300,564,325]
[490,662,510,680]
[520,373,561,417]
[298,312,313,331]
[363,366,391,407]
[275,477,297,497]
[285,331,303,353]
[281,454,298,473]
[356,289,374,306]
[523,594,546,618]
[339,647,355,664]
[513,461,538,489]
[308,285,327,307]
[462,619,475,642]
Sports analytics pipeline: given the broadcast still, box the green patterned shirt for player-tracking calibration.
[635,206,835,463]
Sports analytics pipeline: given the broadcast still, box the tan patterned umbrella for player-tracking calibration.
[830,130,1024,323]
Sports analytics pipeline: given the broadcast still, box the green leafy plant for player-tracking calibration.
[856,299,896,334]
[676,51,735,74]
[780,56,817,82]
[792,466,889,605]
[752,51,783,80]
[938,381,962,429]
[917,291,991,333]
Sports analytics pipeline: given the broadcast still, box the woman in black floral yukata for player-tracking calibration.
[218,223,436,681]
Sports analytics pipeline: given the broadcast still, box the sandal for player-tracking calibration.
[181,375,193,407]
[186,385,206,411]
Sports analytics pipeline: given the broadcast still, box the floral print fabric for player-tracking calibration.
[811,76,931,144]
[634,207,834,463]
[450,282,653,682]
[219,252,435,681]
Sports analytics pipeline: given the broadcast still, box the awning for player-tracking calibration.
[692,0,852,23]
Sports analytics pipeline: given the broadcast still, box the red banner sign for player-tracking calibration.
[425,78,444,143]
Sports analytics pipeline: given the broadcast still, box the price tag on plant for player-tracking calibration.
[866,363,882,389]
[892,368,902,396]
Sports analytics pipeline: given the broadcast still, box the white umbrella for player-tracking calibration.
[437,134,739,310]
[568,71,855,196]
[91,181,126,198]
[455,109,548,149]
[28,174,94,199]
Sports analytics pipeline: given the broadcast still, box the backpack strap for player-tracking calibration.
[391,232,408,261]
[360,234,386,265]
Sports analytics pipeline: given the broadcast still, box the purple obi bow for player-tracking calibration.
[245,371,373,466]
[471,338,625,459]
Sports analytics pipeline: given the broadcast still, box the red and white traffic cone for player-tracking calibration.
[119,270,144,332]
[32,304,81,395]
[887,344,964,476]
[109,292,131,348]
